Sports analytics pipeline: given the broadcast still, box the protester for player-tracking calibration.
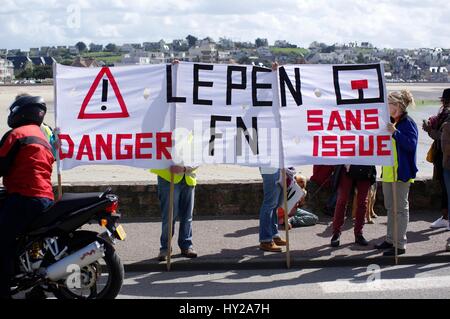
[0,95,55,299]
[151,165,198,261]
[330,165,376,247]
[437,90,450,250]
[277,174,319,229]
[309,165,336,216]
[423,88,450,229]
[257,62,287,252]
[374,90,418,256]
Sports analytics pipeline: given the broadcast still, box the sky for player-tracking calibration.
[0,0,449,50]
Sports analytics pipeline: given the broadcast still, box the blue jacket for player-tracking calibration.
[392,113,418,182]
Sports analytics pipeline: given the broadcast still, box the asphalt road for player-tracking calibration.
[117,263,450,299]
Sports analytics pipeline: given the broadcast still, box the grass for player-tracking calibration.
[270,47,309,56]
[415,99,441,106]
[82,51,123,64]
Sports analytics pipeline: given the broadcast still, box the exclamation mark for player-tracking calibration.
[101,79,108,111]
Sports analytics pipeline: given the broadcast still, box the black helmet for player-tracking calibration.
[7,95,47,128]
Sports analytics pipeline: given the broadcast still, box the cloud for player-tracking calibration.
[0,0,448,49]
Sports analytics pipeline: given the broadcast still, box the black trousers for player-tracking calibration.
[0,194,53,298]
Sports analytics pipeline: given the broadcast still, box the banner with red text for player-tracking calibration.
[55,64,174,170]
[279,64,393,166]
[56,62,393,170]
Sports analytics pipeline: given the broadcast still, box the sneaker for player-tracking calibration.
[273,237,287,246]
[383,247,405,256]
[355,234,369,246]
[330,233,340,247]
[181,248,198,258]
[430,217,449,229]
[374,241,393,250]
[259,241,282,252]
[158,250,168,261]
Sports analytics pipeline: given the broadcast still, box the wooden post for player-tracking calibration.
[57,172,63,200]
[53,63,63,200]
[166,172,175,271]
[392,180,399,265]
[282,168,291,269]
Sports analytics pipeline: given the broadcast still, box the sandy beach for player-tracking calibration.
[0,83,447,183]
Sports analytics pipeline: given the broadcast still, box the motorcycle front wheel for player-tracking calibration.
[51,231,124,299]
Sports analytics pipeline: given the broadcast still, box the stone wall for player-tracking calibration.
[56,178,442,219]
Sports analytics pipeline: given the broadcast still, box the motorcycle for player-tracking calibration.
[0,187,126,299]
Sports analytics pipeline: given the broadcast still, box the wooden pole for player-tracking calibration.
[392,180,399,265]
[55,131,63,200]
[282,168,291,269]
[53,63,63,200]
[57,172,63,200]
[166,172,175,271]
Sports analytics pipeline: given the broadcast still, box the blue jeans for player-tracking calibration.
[443,168,450,221]
[259,169,283,242]
[0,194,53,298]
[157,176,195,252]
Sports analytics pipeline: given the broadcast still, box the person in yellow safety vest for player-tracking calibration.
[40,123,58,158]
[151,165,198,261]
[375,90,418,257]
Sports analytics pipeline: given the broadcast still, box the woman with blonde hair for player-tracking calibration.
[374,90,418,256]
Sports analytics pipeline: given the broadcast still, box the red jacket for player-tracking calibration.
[0,125,54,200]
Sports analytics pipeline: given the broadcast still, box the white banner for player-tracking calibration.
[173,63,281,168]
[56,64,174,170]
[279,64,393,166]
[55,62,393,170]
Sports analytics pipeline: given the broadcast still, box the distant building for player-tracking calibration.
[218,38,234,49]
[29,56,56,66]
[120,52,152,65]
[218,51,232,63]
[89,43,103,52]
[29,48,40,56]
[7,56,32,70]
[0,58,15,82]
[360,42,374,48]
[172,39,189,52]
[143,42,161,51]
[274,40,297,48]
[430,66,449,73]
[188,42,218,63]
[71,56,100,68]
[69,46,80,54]
[6,55,55,71]
[256,46,273,59]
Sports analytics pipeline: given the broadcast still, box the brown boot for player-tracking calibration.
[273,237,287,246]
[259,241,282,252]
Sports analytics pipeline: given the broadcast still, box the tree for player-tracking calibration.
[89,43,103,52]
[186,35,198,48]
[322,45,336,53]
[357,52,366,63]
[238,56,251,65]
[16,68,33,79]
[75,41,87,53]
[104,43,117,52]
[33,65,53,79]
[255,38,268,48]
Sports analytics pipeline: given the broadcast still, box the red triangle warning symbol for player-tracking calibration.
[78,67,129,119]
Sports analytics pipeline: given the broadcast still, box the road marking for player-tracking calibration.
[319,275,450,293]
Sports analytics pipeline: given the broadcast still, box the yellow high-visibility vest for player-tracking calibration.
[150,168,197,186]
[382,138,414,183]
